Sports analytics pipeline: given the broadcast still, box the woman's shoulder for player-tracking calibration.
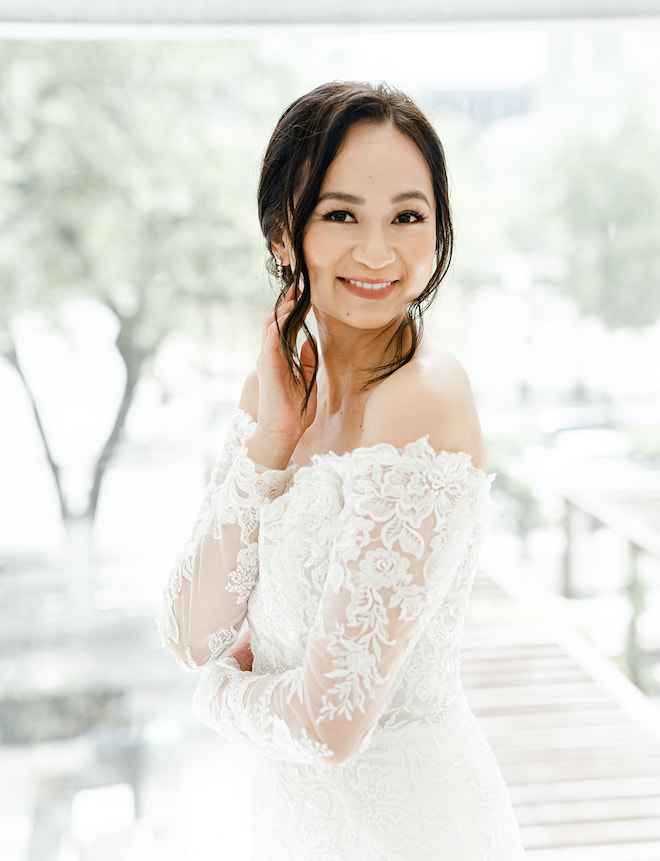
[360,337,487,473]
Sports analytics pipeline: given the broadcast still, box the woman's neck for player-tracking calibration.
[313,311,414,414]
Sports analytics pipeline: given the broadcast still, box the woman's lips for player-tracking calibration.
[340,277,397,299]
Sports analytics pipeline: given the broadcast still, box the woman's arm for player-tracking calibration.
[158,285,316,671]
[156,406,294,669]
[192,443,491,764]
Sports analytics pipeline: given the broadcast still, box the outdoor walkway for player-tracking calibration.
[462,575,660,860]
[3,562,660,859]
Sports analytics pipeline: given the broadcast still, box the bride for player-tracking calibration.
[158,81,524,859]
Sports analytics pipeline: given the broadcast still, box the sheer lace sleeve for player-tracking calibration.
[192,439,492,764]
[156,410,296,669]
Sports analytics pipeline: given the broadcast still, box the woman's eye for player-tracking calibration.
[323,210,356,223]
[395,211,426,224]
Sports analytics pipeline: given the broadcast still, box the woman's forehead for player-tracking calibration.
[320,122,434,200]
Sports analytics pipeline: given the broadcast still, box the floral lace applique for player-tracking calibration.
[192,438,494,765]
[156,410,294,668]
[226,543,260,604]
[162,411,523,858]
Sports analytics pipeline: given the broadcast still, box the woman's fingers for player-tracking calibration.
[299,336,317,375]
[275,298,296,320]
[260,290,314,386]
[261,299,295,344]
[270,297,296,322]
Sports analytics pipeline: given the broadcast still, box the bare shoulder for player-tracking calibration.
[238,369,259,421]
[361,337,487,472]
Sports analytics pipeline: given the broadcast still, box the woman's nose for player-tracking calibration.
[352,227,396,269]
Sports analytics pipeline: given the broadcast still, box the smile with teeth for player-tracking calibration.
[344,278,395,291]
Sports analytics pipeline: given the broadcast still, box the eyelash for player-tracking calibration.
[321,209,427,224]
[395,209,426,224]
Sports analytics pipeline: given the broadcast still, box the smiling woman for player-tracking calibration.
[157,81,525,859]
[296,123,438,330]
[256,82,454,416]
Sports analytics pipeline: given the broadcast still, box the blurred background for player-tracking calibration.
[1,2,660,859]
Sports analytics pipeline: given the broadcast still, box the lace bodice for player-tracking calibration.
[157,410,524,858]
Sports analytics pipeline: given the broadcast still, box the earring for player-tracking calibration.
[275,256,284,291]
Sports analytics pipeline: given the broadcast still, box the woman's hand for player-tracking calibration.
[247,286,317,469]
[225,627,253,672]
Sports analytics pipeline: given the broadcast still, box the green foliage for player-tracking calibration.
[0,40,293,524]
[430,108,506,294]
[513,71,660,330]
[485,430,543,538]
[0,40,288,350]
[621,422,660,465]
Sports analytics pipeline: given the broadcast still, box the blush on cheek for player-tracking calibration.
[416,238,437,284]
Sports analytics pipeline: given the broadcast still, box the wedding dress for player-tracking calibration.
[157,410,524,859]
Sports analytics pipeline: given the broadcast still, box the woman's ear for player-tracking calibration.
[270,233,294,268]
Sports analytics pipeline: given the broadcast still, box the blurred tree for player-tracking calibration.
[0,40,286,532]
[431,108,507,295]
[513,71,660,331]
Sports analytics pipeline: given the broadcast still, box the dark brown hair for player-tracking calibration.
[257,81,453,411]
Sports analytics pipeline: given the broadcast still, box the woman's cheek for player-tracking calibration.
[303,223,336,267]
[411,232,437,282]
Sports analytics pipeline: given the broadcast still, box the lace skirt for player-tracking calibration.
[250,701,524,860]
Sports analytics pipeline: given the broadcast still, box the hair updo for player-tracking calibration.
[257,81,453,411]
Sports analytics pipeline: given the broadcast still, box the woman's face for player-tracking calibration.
[301,121,437,332]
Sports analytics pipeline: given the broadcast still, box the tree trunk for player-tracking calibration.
[65,513,95,630]
[4,321,148,627]
[4,337,70,523]
[74,324,147,622]
[85,340,143,523]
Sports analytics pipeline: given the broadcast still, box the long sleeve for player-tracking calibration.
[192,440,492,764]
[156,410,295,669]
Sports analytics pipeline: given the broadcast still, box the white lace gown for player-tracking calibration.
[157,410,525,860]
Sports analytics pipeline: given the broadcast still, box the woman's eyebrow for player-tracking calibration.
[392,190,432,207]
[316,190,432,207]
[316,191,365,205]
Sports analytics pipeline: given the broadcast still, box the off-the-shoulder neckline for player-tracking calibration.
[233,408,493,482]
